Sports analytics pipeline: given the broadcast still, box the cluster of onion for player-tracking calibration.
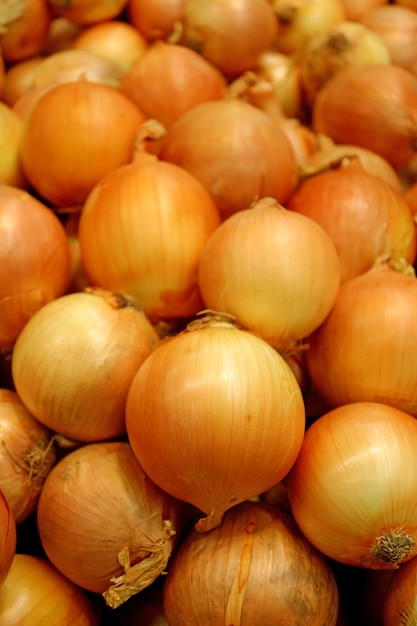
[2,0,417,623]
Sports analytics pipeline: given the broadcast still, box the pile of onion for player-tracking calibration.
[37,441,189,608]
[288,401,417,569]
[163,500,339,625]
[11,287,159,442]
[126,311,306,532]
[0,389,57,525]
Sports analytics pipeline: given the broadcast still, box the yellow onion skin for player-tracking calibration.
[197,197,341,351]
[163,500,339,626]
[11,288,159,442]
[287,158,417,282]
[288,402,417,569]
[37,441,188,608]
[0,554,99,626]
[159,99,298,221]
[0,488,16,588]
[304,260,417,417]
[0,102,27,189]
[126,315,306,533]
[0,389,56,525]
[383,556,417,625]
[19,79,145,208]
[78,154,221,323]
[47,0,129,25]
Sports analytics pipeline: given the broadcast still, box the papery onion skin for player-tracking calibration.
[305,260,417,417]
[180,0,278,78]
[78,154,221,322]
[159,99,299,221]
[0,488,16,587]
[288,402,417,569]
[126,314,306,532]
[383,555,417,625]
[120,41,227,130]
[312,64,417,170]
[0,389,56,525]
[0,185,71,352]
[197,197,341,350]
[163,500,339,626]
[287,158,417,282]
[1,56,44,107]
[128,0,186,41]
[37,441,188,607]
[0,553,99,626]
[11,288,159,442]
[19,79,145,207]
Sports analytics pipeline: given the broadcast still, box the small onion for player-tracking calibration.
[71,20,149,72]
[47,0,129,25]
[288,401,417,568]
[287,157,417,282]
[197,197,341,351]
[37,441,189,607]
[0,488,16,587]
[19,79,146,208]
[1,56,44,106]
[78,138,221,322]
[180,0,278,78]
[120,40,227,130]
[305,258,417,416]
[11,287,159,442]
[159,89,299,220]
[41,16,83,55]
[299,20,391,105]
[126,312,306,532]
[163,500,339,625]
[128,0,186,41]
[0,101,27,188]
[361,5,417,73]
[272,0,347,55]
[0,553,99,625]
[0,0,51,63]
[0,185,71,351]
[383,556,417,625]
[312,64,417,170]
[0,389,56,525]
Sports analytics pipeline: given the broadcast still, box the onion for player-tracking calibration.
[11,287,159,442]
[163,500,339,625]
[159,82,299,220]
[37,441,189,607]
[0,0,51,63]
[1,56,44,106]
[0,185,71,351]
[339,0,387,21]
[120,40,227,130]
[0,101,28,188]
[19,79,146,208]
[78,133,221,322]
[299,20,391,105]
[180,0,278,78]
[0,389,56,525]
[405,180,417,219]
[312,64,417,170]
[383,555,417,624]
[197,197,341,351]
[305,258,417,416]
[47,0,129,25]
[302,134,403,191]
[288,401,417,568]
[71,20,149,73]
[0,488,16,587]
[42,16,83,55]
[128,0,186,41]
[0,553,99,625]
[287,157,417,282]
[126,312,306,532]
[361,5,417,73]
[272,0,347,55]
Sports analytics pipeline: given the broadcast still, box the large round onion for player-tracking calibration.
[126,313,306,532]
[159,96,298,220]
[198,197,341,351]
[163,500,339,625]
[288,401,417,569]
[37,441,189,608]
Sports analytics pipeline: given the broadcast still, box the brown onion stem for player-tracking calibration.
[370,529,415,568]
